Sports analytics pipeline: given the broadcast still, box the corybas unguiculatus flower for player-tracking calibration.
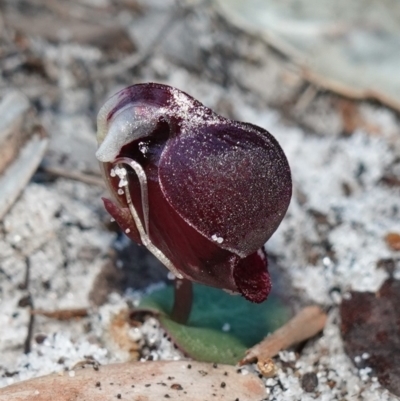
[96,83,292,303]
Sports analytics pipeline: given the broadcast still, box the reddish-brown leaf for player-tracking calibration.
[340,279,400,396]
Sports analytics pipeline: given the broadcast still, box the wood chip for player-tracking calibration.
[240,305,327,365]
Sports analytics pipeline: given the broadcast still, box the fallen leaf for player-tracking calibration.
[340,279,400,396]
[240,305,327,365]
[216,0,400,113]
[0,361,265,401]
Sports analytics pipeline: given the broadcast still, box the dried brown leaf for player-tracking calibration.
[240,305,327,365]
[341,279,400,396]
[0,361,265,401]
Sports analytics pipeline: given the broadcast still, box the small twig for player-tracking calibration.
[24,312,35,354]
[18,257,31,291]
[19,257,35,354]
[21,291,35,354]
[31,308,89,321]
[240,305,327,365]
[42,165,105,187]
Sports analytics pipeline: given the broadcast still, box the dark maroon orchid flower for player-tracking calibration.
[96,83,291,303]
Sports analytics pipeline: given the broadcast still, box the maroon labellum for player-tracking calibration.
[96,83,291,303]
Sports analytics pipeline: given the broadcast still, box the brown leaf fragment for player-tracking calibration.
[0,361,265,401]
[240,306,327,365]
[105,309,140,361]
[384,232,400,251]
[337,99,362,136]
[340,279,400,396]
[337,99,381,136]
[31,308,89,320]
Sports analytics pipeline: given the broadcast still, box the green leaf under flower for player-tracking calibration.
[140,283,291,364]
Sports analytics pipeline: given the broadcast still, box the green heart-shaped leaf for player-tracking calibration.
[140,284,291,365]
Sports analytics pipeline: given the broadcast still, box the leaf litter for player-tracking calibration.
[341,279,400,397]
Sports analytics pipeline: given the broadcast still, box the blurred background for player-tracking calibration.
[2,0,400,177]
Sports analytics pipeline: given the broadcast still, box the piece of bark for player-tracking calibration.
[240,305,327,365]
[0,361,266,401]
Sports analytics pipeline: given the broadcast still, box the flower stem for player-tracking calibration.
[171,278,193,324]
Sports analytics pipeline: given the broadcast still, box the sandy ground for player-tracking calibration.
[1,1,400,400]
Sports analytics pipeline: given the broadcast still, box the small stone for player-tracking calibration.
[170,383,183,390]
[301,372,318,393]
[17,295,32,308]
[35,334,47,344]
[327,380,336,389]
